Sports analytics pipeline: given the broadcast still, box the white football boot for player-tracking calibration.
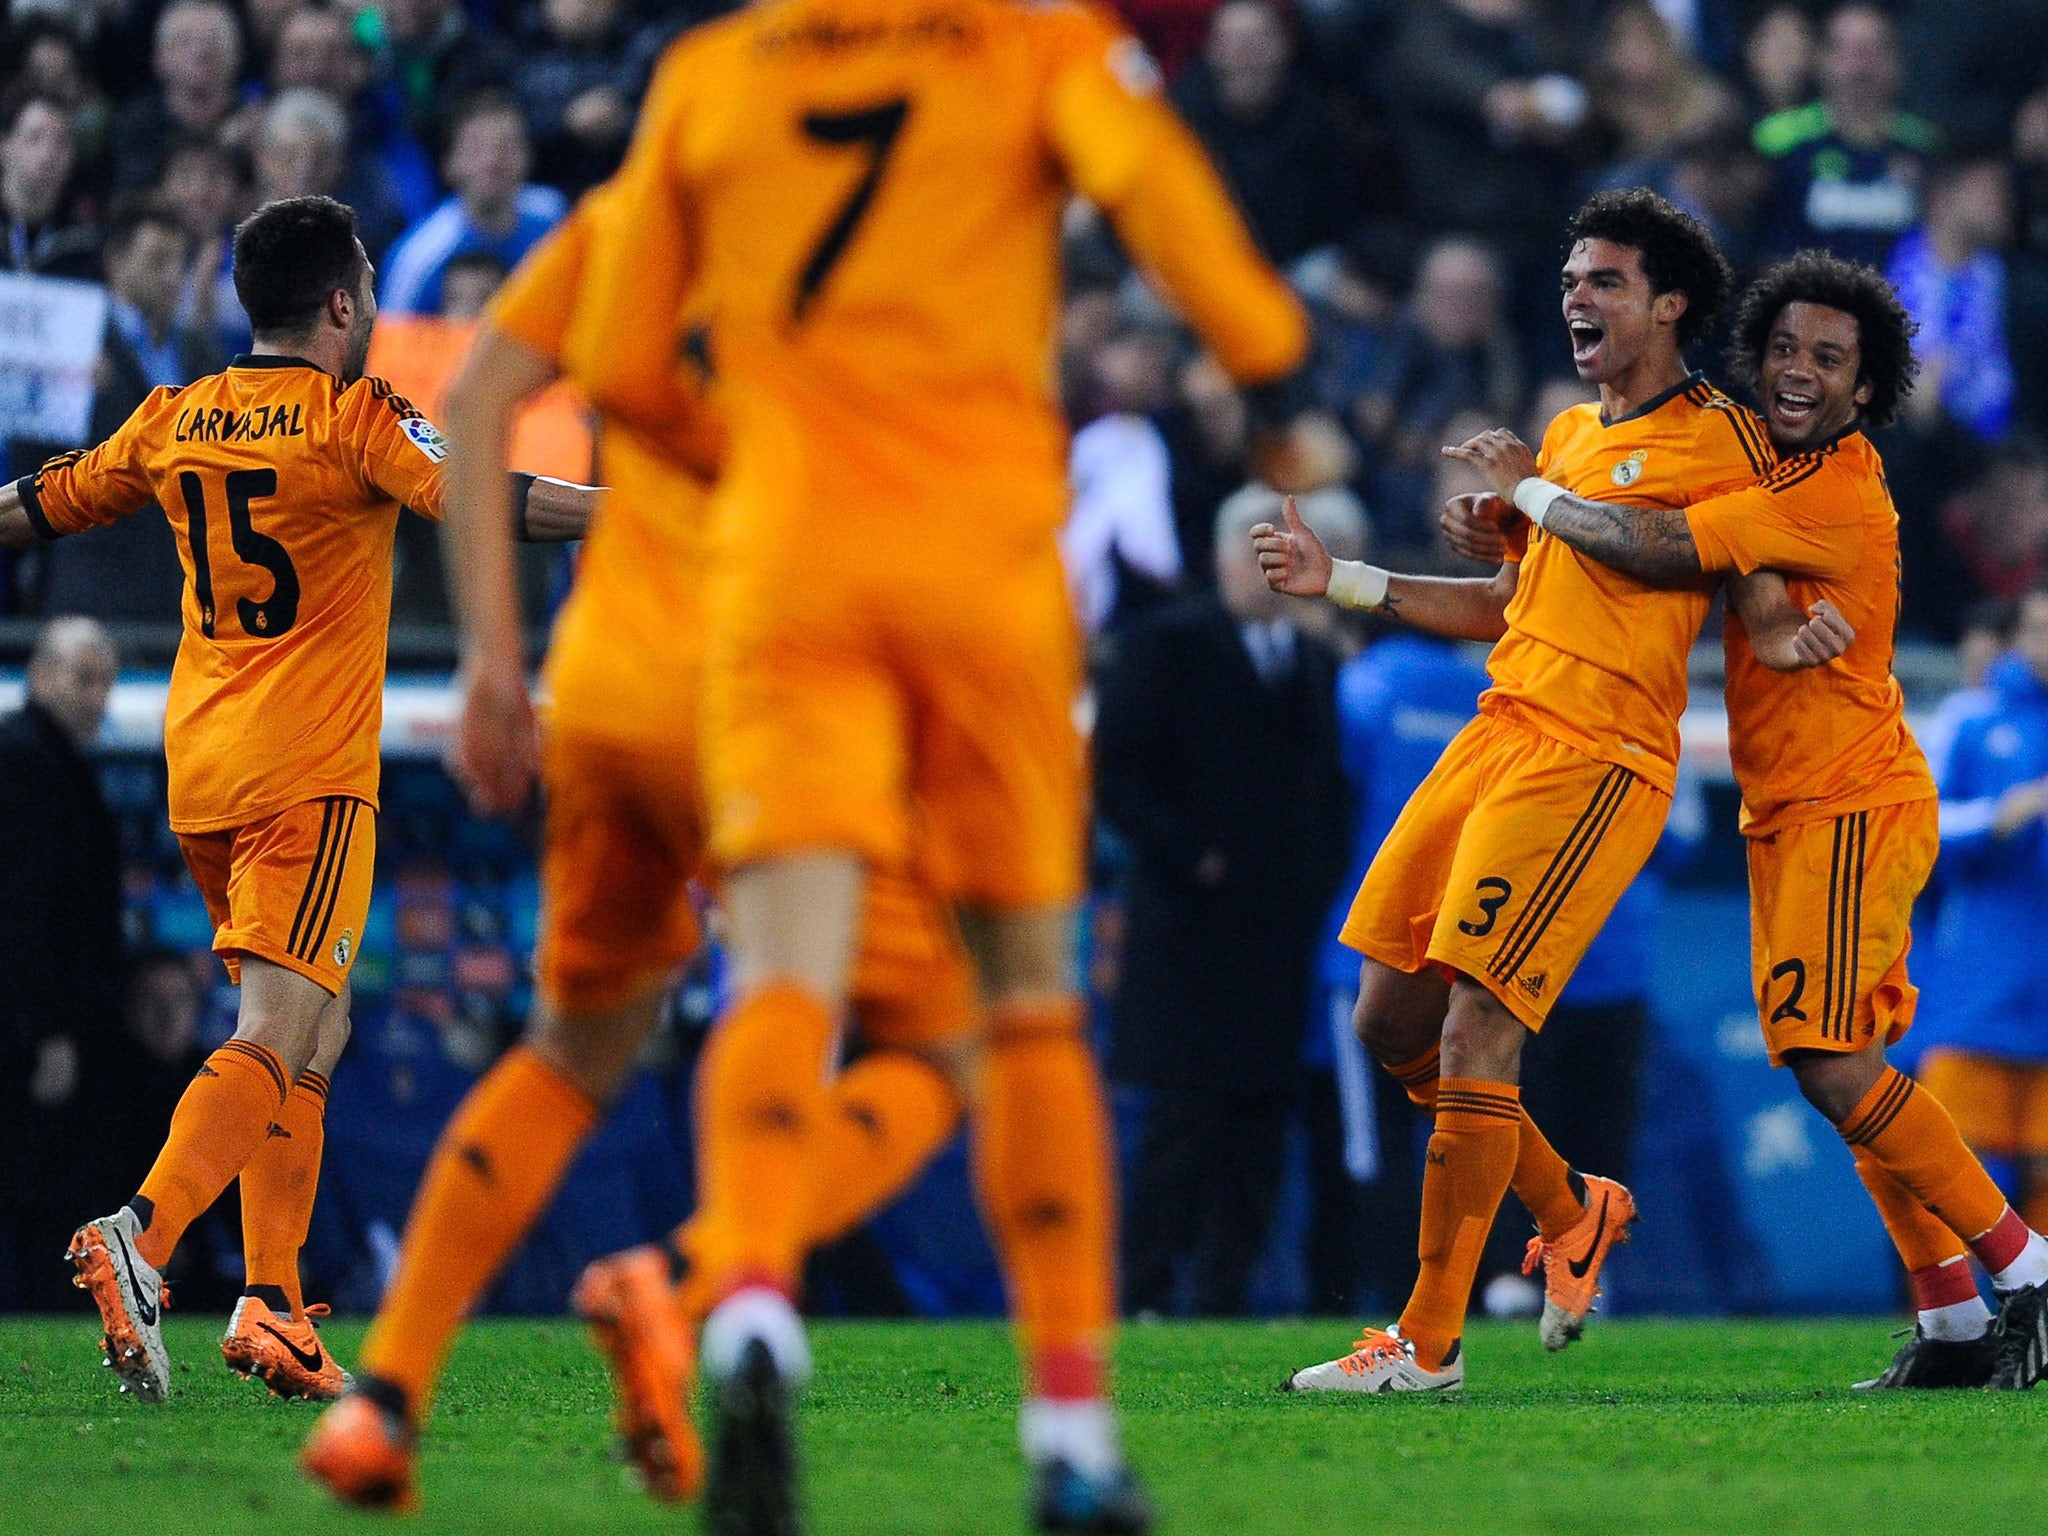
[1282,1325,1464,1394]
[67,1207,171,1403]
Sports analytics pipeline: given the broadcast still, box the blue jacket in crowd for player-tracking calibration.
[1916,652,2048,1063]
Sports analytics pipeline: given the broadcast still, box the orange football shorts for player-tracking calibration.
[178,795,375,994]
[1747,798,1938,1067]
[1339,712,1669,1031]
[1916,1049,2048,1159]
[536,723,977,1039]
[701,542,1085,909]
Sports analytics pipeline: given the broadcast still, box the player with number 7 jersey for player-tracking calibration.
[0,196,595,1409]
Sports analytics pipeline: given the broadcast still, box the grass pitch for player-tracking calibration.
[1,1315,2043,1536]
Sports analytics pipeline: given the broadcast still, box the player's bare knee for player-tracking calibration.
[1438,980,1525,1084]
[1353,961,1445,1067]
[958,903,1073,1008]
[527,991,663,1106]
[1786,1044,1886,1126]
[305,992,352,1079]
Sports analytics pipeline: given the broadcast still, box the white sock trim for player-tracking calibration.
[1918,1296,1991,1342]
[1020,1397,1121,1481]
[701,1286,812,1384]
[1990,1228,2048,1293]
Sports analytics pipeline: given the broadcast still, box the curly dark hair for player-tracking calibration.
[1727,250,1919,429]
[1563,188,1733,351]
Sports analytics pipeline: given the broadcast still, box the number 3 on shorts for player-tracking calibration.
[1458,876,1514,938]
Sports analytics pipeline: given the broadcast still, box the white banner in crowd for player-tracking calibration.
[0,271,109,447]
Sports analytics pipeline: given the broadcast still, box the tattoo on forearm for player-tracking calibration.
[1379,591,1403,621]
[1542,495,1701,581]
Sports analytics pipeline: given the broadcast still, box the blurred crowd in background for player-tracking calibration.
[5,0,2048,1321]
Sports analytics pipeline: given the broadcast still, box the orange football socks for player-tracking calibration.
[358,1047,597,1418]
[131,1039,291,1270]
[1851,1143,1968,1272]
[1384,1045,1583,1240]
[1838,1068,2011,1255]
[1399,1078,1522,1371]
[239,1070,331,1318]
[972,999,1116,1402]
[691,982,837,1301]
[673,1047,964,1321]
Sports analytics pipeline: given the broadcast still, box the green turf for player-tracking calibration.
[1,1315,2042,1535]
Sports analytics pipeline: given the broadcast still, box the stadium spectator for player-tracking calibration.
[255,83,407,261]
[374,0,519,147]
[4,17,112,171]
[158,134,248,358]
[106,0,248,192]
[1916,586,2048,1235]
[1385,0,1587,275]
[0,616,122,1311]
[1,90,98,279]
[268,4,432,247]
[1170,0,1350,269]
[1063,324,1182,636]
[1350,236,1521,546]
[1588,0,1739,169]
[1940,439,2048,605]
[379,89,565,315]
[1099,485,1353,1317]
[1112,0,1219,79]
[1921,597,2017,784]
[1738,3,1815,120]
[1157,349,1251,586]
[1645,115,1772,281]
[1891,152,2018,444]
[512,0,666,198]
[39,202,217,621]
[2016,79,2048,436]
[1753,3,1938,268]
[1896,0,2048,145]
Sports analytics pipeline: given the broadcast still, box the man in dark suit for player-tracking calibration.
[38,202,223,620]
[1097,486,1361,1315]
[0,617,124,1309]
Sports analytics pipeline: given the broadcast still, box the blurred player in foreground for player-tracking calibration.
[1442,251,2048,1391]
[303,186,998,1514]
[0,195,595,1405]
[563,6,1347,1530]
[1255,190,1848,1393]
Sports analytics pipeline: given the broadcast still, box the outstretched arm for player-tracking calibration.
[0,480,40,548]
[1728,571,1855,671]
[1443,428,1704,582]
[1252,495,1517,642]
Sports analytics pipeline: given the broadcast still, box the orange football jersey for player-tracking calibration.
[486,190,714,750]
[1686,427,1932,834]
[563,0,1308,561]
[1484,375,1769,793]
[19,358,445,831]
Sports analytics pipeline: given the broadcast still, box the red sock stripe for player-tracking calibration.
[1970,1207,2029,1276]
[1030,1343,1106,1403]
[1909,1256,1981,1312]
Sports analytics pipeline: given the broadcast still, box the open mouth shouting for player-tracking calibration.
[1568,317,1607,371]
[1768,385,1820,437]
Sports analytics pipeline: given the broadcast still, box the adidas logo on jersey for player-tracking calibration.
[1521,973,1547,998]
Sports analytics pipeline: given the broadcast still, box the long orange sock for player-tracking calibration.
[1852,1143,1968,1272]
[692,982,837,1301]
[972,999,1116,1401]
[673,1048,964,1321]
[1384,1046,1583,1240]
[1839,1068,2011,1249]
[239,1070,330,1318]
[358,1047,597,1418]
[1398,1078,1521,1370]
[132,1039,290,1269]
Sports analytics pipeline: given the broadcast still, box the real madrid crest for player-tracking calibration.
[1611,448,1648,487]
[334,928,354,968]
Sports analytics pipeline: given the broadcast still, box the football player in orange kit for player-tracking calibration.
[1446,250,2048,1392]
[1254,191,1851,1392]
[0,196,595,1405]
[303,187,999,1513]
[558,7,1346,1529]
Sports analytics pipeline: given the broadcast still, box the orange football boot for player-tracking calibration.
[67,1209,171,1403]
[1521,1173,1637,1351]
[302,1391,418,1512]
[573,1245,704,1502]
[222,1295,350,1400]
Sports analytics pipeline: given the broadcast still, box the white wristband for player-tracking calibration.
[1513,477,1568,527]
[1326,560,1391,611]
